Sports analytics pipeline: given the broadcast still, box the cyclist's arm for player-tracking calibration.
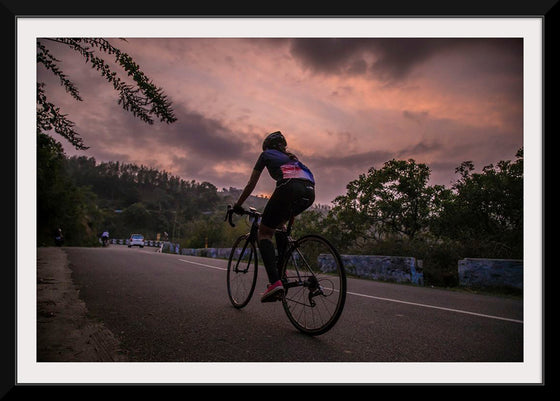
[234,168,262,208]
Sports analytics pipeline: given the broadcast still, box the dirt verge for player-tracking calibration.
[36,247,127,362]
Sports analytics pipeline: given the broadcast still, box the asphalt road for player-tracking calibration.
[59,244,523,365]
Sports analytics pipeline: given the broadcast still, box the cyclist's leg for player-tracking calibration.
[257,223,280,284]
[259,188,293,301]
[265,180,315,279]
[258,224,286,302]
[274,229,289,276]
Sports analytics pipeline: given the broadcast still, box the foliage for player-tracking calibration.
[63,156,222,241]
[431,148,524,259]
[37,133,103,246]
[180,213,245,249]
[325,159,452,248]
[316,150,523,286]
[37,38,177,150]
[290,209,327,240]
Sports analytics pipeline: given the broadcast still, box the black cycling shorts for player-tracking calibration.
[261,179,315,229]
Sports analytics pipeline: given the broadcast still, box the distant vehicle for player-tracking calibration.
[128,234,145,248]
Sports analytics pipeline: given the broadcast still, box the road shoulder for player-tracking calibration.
[37,247,127,362]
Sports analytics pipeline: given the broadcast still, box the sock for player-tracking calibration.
[275,231,288,275]
[259,238,280,284]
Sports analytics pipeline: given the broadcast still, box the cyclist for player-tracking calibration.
[233,131,315,302]
[54,228,64,246]
[101,230,110,246]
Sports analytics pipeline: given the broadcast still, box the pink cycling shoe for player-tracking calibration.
[260,280,284,303]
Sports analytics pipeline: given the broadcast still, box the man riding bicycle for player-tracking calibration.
[233,131,315,302]
[101,230,110,246]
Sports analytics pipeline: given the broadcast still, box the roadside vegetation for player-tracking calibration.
[37,146,523,288]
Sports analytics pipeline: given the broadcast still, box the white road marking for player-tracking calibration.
[174,255,523,324]
[178,258,227,271]
[346,291,523,324]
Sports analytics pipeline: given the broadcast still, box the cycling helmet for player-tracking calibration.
[262,131,287,151]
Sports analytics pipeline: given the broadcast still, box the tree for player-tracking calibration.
[122,202,151,232]
[328,159,450,248]
[37,38,177,150]
[433,148,523,258]
[36,132,102,246]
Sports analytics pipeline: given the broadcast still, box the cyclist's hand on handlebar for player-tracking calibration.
[225,205,235,227]
[232,204,245,215]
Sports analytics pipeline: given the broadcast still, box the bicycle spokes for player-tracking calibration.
[281,235,346,335]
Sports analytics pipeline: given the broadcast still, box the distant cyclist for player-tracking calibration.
[233,131,315,302]
[54,228,64,246]
[101,230,110,246]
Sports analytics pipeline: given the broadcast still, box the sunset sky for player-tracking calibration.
[34,19,528,206]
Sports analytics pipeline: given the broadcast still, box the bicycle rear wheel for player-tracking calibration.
[280,234,346,335]
[227,234,258,308]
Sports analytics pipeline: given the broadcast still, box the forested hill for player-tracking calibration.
[61,156,268,242]
[67,156,224,216]
[36,145,267,247]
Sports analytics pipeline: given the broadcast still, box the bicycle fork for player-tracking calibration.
[234,241,254,274]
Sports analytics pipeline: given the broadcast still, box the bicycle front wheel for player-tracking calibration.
[281,234,346,335]
[227,234,258,308]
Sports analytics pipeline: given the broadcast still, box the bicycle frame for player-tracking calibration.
[225,204,345,335]
[226,206,319,292]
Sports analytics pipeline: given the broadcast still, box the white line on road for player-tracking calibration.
[176,256,523,324]
[178,258,227,271]
[347,291,523,324]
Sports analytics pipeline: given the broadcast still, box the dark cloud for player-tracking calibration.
[289,38,372,75]
[403,110,430,124]
[307,149,395,171]
[306,141,443,175]
[396,140,443,158]
[163,107,253,161]
[289,38,523,83]
[369,39,451,81]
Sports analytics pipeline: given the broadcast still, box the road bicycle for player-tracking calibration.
[224,204,346,335]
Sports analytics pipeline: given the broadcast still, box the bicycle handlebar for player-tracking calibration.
[224,205,261,227]
[225,205,236,227]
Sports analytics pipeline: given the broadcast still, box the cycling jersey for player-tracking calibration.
[253,149,315,185]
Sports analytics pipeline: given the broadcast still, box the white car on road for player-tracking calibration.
[128,234,145,248]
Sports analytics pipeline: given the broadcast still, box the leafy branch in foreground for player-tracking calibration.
[37,38,177,149]
[37,82,88,150]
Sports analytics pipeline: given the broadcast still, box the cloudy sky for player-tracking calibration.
[36,35,524,205]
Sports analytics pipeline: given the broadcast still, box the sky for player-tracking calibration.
[36,36,524,206]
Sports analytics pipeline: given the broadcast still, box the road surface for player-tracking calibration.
[34,245,528,383]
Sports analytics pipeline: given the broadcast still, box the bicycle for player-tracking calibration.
[224,204,346,335]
